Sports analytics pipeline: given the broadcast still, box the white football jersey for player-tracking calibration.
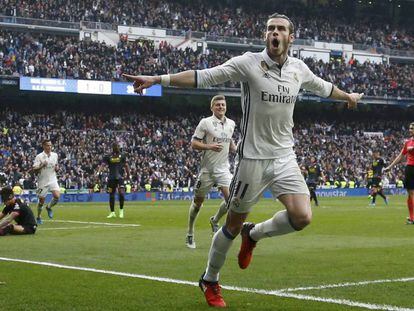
[193,115,235,173]
[33,151,58,185]
[197,49,333,160]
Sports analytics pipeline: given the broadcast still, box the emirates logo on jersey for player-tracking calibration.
[213,134,231,144]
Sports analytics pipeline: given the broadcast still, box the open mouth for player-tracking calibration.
[272,38,279,48]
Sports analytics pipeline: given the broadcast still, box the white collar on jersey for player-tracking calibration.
[42,151,52,157]
[261,49,289,69]
[212,114,226,124]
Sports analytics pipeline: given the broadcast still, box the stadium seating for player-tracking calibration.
[1,0,412,50]
[0,0,411,192]
[1,30,413,97]
[0,107,406,191]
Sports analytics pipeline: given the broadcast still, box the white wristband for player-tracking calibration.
[160,74,171,87]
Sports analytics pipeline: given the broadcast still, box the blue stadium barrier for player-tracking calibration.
[314,188,407,197]
[19,188,407,203]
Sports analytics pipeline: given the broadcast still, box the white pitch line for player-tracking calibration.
[279,277,414,292]
[0,257,412,311]
[267,292,414,311]
[0,257,196,286]
[223,285,414,311]
[44,220,140,227]
[40,226,133,231]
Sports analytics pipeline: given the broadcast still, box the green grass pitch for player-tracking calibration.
[1,195,413,310]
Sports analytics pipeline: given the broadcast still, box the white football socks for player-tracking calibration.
[187,200,201,235]
[212,200,228,223]
[204,226,235,282]
[249,210,295,241]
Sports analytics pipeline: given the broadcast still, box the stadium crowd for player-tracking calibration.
[0,0,412,51]
[0,107,407,192]
[0,30,240,88]
[1,30,413,97]
[305,58,414,99]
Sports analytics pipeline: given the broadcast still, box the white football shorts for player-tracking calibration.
[36,181,60,198]
[228,155,310,213]
[194,171,232,197]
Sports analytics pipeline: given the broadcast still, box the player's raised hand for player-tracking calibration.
[209,144,223,152]
[347,93,364,109]
[122,74,160,94]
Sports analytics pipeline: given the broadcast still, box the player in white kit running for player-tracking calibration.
[33,139,60,225]
[124,12,364,308]
[186,95,237,249]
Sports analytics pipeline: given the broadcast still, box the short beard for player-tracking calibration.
[266,39,288,58]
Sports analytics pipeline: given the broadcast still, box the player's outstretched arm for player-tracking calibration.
[329,86,364,109]
[123,71,196,94]
[384,151,404,171]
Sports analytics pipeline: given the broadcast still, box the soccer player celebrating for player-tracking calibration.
[33,139,60,225]
[124,12,363,308]
[370,150,388,206]
[99,143,130,219]
[0,187,37,236]
[186,95,237,249]
[385,122,414,224]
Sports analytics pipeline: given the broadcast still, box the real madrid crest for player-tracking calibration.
[260,61,270,78]
[294,72,299,83]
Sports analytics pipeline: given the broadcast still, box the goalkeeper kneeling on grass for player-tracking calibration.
[0,187,37,236]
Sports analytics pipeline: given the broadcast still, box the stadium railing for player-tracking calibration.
[80,21,116,31]
[205,35,314,47]
[353,43,414,58]
[165,87,414,105]
[205,34,264,46]
[1,15,412,58]
[0,15,79,31]
[0,75,411,104]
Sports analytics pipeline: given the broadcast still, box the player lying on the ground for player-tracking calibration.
[0,187,37,236]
